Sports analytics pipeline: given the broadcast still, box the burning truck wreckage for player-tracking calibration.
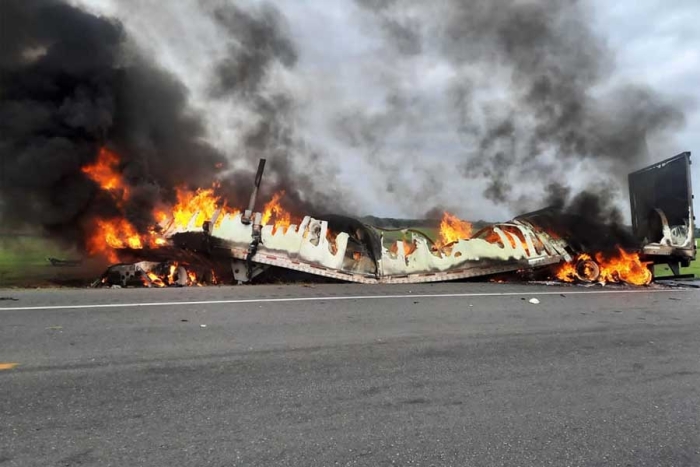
[84,149,695,289]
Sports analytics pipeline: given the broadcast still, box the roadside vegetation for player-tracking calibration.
[0,235,80,286]
[653,239,700,278]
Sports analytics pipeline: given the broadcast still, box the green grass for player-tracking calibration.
[0,235,83,286]
[0,235,73,265]
[378,227,439,246]
[652,239,700,278]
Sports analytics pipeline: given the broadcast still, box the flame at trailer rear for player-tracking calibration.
[598,248,653,285]
[556,248,652,286]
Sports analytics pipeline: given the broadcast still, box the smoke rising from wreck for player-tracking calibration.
[204,1,348,217]
[351,0,686,221]
[0,0,689,253]
[0,0,341,249]
[0,0,225,239]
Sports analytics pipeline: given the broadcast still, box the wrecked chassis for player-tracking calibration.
[97,153,695,287]
[161,214,573,285]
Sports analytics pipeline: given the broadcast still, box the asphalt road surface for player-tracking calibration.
[1,282,699,466]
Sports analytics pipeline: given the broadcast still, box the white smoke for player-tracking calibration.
[71,0,693,222]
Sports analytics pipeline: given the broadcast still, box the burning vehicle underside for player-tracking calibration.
[89,152,696,288]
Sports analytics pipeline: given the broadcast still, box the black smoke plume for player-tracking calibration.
[0,0,228,243]
[202,1,351,217]
[1,0,689,255]
[353,0,686,222]
[533,182,636,251]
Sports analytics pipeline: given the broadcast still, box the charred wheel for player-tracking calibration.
[574,258,600,283]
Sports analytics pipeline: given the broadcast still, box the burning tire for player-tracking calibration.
[574,258,600,283]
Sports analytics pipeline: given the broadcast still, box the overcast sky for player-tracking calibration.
[74,0,700,222]
[591,0,699,223]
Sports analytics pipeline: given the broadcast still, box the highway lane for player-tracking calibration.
[0,283,699,466]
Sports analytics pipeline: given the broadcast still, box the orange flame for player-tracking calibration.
[261,191,293,233]
[136,263,211,287]
[81,148,127,194]
[187,270,203,286]
[326,228,339,254]
[167,185,240,231]
[168,263,178,284]
[85,218,144,263]
[556,248,652,286]
[81,149,146,261]
[80,148,295,262]
[172,185,221,230]
[555,253,591,283]
[435,212,472,248]
[80,149,238,259]
[146,272,166,288]
[153,207,170,225]
[390,240,416,257]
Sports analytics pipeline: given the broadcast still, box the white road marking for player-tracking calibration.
[0,288,690,311]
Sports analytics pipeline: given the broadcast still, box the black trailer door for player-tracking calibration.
[628,152,695,261]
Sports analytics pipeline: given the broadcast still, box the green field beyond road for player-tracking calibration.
[0,235,80,286]
[654,239,700,278]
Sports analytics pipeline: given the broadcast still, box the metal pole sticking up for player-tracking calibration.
[241,158,266,225]
[242,159,266,279]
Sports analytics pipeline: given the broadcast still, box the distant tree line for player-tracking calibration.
[360,216,491,231]
[360,216,438,228]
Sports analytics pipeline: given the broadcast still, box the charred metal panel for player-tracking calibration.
[123,154,695,285]
[629,152,695,260]
[158,209,570,284]
[378,222,568,279]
